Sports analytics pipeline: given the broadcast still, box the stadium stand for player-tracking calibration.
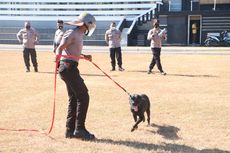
[0,0,162,46]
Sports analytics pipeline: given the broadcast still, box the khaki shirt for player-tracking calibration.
[17,28,39,49]
[147,27,164,48]
[59,28,83,62]
[105,27,121,48]
[54,29,64,45]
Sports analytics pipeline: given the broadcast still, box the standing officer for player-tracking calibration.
[105,22,125,71]
[17,21,39,72]
[53,20,64,54]
[192,23,197,44]
[56,12,96,140]
[147,19,166,75]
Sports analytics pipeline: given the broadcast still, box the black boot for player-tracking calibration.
[147,69,152,74]
[118,67,125,71]
[110,67,115,71]
[34,67,38,72]
[65,130,74,138]
[73,128,95,140]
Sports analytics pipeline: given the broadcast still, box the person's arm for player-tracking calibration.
[162,30,167,40]
[16,30,22,43]
[118,30,122,41]
[159,29,167,40]
[147,29,153,40]
[34,30,39,44]
[105,31,109,45]
[53,31,64,53]
[56,39,70,56]
[53,31,57,44]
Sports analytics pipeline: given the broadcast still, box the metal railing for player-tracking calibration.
[127,1,163,35]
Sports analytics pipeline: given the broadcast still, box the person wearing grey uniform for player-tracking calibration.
[56,12,96,140]
[105,22,124,71]
[17,21,39,72]
[53,20,64,54]
[147,19,166,75]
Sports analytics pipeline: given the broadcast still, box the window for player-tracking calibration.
[169,0,182,12]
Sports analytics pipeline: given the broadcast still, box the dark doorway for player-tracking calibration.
[189,16,201,44]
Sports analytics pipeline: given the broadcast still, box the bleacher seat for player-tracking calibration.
[0,0,162,46]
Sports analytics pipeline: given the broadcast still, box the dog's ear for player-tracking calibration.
[129,95,134,105]
[129,94,136,101]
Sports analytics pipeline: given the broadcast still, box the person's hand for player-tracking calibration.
[84,55,92,62]
[34,40,39,45]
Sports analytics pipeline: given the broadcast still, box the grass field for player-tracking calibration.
[0,49,230,153]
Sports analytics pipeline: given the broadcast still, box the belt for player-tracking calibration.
[60,59,78,67]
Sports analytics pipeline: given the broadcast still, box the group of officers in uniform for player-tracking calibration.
[16,13,166,140]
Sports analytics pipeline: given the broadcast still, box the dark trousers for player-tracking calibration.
[53,43,59,53]
[23,48,38,68]
[110,47,122,68]
[149,48,164,72]
[59,60,89,133]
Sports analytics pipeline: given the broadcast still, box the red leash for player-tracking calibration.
[46,54,85,134]
[90,61,131,96]
[47,54,131,134]
[0,54,130,136]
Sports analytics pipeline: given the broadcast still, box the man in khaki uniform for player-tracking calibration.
[105,22,124,71]
[56,12,96,140]
[147,19,166,75]
[17,21,39,72]
[53,20,64,54]
[192,23,197,44]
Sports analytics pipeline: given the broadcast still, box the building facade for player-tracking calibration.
[155,0,230,46]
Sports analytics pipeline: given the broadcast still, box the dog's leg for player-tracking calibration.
[131,114,138,131]
[133,114,137,122]
[131,115,144,132]
[131,125,138,132]
[146,108,150,125]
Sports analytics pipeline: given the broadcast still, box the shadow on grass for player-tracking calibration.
[167,73,218,78]
[126,70,148,73]
[94,138,230,153]
[37,71,54,74]
[127,70,218,78]
[81,73,108,77]
[37,72,111,77]
[150,123,180,140]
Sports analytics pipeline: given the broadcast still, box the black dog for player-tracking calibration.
[129,94,150,132]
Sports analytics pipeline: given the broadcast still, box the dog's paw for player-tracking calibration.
[131,126,138,132]
[131,127,136,132]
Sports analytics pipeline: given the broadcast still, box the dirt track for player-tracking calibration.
[0,50,230,153]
